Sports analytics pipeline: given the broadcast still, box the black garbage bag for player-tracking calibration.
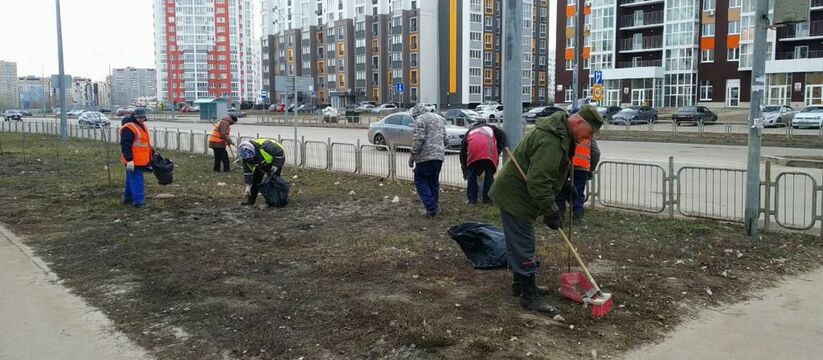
[447,222,508,270]
[260,173,290,207]
[151,152,174,186]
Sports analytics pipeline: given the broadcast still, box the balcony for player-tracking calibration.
[777,21,823,40]
[617,59,662,67]
[619,36,663,53]
[620,0,664,7]
[766,50,823,73]
[620,11,664,29]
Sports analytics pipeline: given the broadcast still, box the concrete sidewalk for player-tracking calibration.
[0,225,150,360]
[624,268,823,360]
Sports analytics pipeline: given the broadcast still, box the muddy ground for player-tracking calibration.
[1,133,822,360]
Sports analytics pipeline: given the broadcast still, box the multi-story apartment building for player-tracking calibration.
[93,81,111,109]
[17,76,51,111]
[264,0,438,108]
[0,61,18,110]
[153,0,256,107]
[110,67,157,107]
[556,0,823,108]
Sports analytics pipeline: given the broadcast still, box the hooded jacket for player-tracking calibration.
[488,111,573,220]
[410,104,448,163]
[460,124,506,173]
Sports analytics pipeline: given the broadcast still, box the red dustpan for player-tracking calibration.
[556,229,614,318]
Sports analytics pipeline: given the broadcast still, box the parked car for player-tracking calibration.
[116,107,132,116]
[367,112,467,149]
[597,106,622,121]
[792,105,823,129]
[3,110,23,121]
[475,101,501,112]
[371,103,399,113]
[98,108,112,114]
[296,104,317,113]
[443,109,485,127]
[420,103,437,112]
[322,107,340,117]
[523,106,565,124]
[610,106,658,125]
[67,109,85,118]
[19,110,33,117]
[760,105,796,127]
[672,106,718,125]
[78,111,111,128]
[478,104,504,122]
[566,98,596,113]
[228,108,247,118]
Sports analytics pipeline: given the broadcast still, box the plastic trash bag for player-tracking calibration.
[260,173,290,207]
[151,152,174,186]
[447,222,508,269]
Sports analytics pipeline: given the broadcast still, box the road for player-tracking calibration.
[12,118,823,231]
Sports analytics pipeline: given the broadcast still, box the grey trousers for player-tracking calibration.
[501,209,538,276]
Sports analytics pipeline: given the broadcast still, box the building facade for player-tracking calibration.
[17,76,51,111]
[153,0,257,107]
[111,67,157,107]
[555,0,823,108]
[0,61,18,111]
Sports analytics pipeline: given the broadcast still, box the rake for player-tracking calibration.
[504,147,614,318]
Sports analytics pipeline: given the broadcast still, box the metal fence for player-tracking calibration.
[596,121,823,145]
[2,120,821,238]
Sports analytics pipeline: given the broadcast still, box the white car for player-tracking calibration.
[761,105,796,127]
[321,107,340,117]
[792,105,823,129]
[475,101,501,112]
[420,103,437,112]
[371,104,398,113]
[477,104,504,123]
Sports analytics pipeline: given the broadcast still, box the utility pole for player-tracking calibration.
[744,0,770,239]
[56,0,68,140]
[293,75,298,165]
[572,4,580,113]
[502,0,524,149]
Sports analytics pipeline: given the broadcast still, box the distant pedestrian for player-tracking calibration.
[489,105,603,316]
[555,138,600,224]
[238,139,286,206]
[120,108,152,208]
[408,103,448,218]
[460,123,506,204]
[208,114,238,172]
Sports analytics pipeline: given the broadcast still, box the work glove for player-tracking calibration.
[244,185,251,197]
[408,158,415,169]
[271,166,279,174]
[544,213,562,230]
[126,161,135,172]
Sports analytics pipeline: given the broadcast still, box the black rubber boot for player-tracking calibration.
[516,274,560,315]
[512,274,551,297]
[572,211,586,225]
[241,187,258,206]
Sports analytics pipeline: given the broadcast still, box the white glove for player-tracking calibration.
[271,166,279,174]
[126,161,135,172]
[244,185,251,197]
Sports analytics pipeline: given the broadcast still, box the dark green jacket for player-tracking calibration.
[489,112,573,221]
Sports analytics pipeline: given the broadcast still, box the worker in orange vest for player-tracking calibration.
[208,114,238,172]
[120,108,153,208]
[555,138,600,224]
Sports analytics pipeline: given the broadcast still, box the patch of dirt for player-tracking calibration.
[1,134,822,359]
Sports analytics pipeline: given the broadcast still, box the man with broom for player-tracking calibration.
[488,105,603,315]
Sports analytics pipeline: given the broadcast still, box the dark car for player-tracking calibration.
[228,108,247,118]
[610,106,658,125]
[3,110,23,121]
[672,106,718,125]
[98,108,112,114]
[19,110,33,117]
[523,106,566,124]
[296,104,317,113]
[444,109,485,127]
[597,106,622,121]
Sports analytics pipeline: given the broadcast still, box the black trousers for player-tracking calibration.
[213,147,230,172]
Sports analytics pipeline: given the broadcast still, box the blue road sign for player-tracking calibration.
[594,70,603,85]
[396,82,405,93]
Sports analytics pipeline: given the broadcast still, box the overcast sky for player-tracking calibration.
[0,0,156,81]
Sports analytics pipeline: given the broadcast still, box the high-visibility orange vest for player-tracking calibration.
[572,138,592,171]
[208,120,230,145]
[120,122,152,166]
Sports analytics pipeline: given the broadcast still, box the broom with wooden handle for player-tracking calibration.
[503,146,614,318]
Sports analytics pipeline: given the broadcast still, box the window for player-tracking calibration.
[729,0,741,7]
[703,0,715,11]
[565,59,574,70]
[470,32,481,41]
[727,47,739,61]
[470,68,481,77]
[728,21,740,35]
[700,80,713,100]
[565,89,574,102]
[701,49,714,62]
[410,18,418,32]
[372,72,379,84]
[410,70,418,85]
[410,53,418,67]
[702,23,715,37]
[469,86,481,95]
[566,36,575,48]
[410,35,418,50]
[567,15,575,27]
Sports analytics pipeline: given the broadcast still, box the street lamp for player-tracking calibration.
[55,0,68,140]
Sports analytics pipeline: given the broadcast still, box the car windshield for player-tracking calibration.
[528,107,545,114]
[762,106,781,112]
[801,106,823,113]
[464,110,479,116]
[677,107,697,112]
[617,108,638,114]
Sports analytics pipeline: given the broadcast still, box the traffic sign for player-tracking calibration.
[592,85,604,102]
[396,82,405,93]
[593,70,603,85]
